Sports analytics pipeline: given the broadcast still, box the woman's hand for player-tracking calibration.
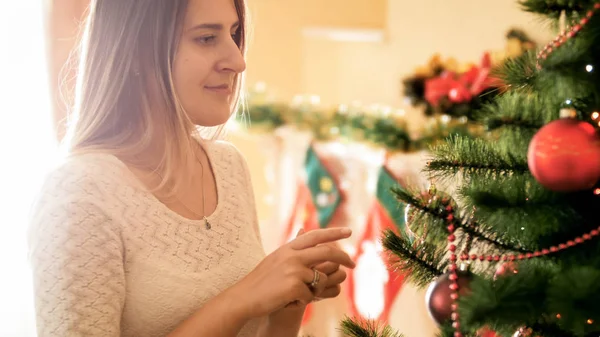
[297,229,348,302]
[312,260,347,301]
[230,227,355,320]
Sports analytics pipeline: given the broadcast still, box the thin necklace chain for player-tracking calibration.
[192,145,211,230]
[154,144,211,230]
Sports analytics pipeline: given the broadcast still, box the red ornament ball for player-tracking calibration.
[477,327,499,337]
[528,118,600,192]
[494,262,519,279]
[425,270,473,325]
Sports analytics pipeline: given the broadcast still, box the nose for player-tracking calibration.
[218,39,246,74]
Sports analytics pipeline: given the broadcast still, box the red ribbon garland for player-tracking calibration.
[424,52,501,107]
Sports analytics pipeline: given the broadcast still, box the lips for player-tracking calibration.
[205,84,232,95]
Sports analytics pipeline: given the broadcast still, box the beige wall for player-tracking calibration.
[244,0,386,102]
[319,0,554,124]
[248,0,555,127]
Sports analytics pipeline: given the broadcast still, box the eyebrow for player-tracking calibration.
[189,22,240,32]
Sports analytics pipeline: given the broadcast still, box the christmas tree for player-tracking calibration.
[342,1,600,337]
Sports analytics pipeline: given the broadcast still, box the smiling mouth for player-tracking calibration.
[205,85,232,95]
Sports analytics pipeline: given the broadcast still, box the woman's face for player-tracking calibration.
[172,0,246,127]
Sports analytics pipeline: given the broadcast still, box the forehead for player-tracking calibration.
[183,0,240,27]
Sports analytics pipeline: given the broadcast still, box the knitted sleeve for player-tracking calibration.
[27,165,126,337]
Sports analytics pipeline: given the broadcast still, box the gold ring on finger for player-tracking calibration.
[309,268,320,288]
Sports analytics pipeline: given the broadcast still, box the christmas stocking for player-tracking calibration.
[347,165,407,323]
[281,145,343,325]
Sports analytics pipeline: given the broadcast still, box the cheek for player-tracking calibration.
[174,61,209,91]
[172,44,213,92]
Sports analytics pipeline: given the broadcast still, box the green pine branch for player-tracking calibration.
[464,198,578,250]
[389,186,453,244]
[529,322,578,337]
[339,317,405,337]
[458,174,584,249]
[391,186,531,254]
[458,262,557,334]
[494,51,539,91]
[495,16,600,106]
[435,325,459,337]
[414,120,481,151]
[426,136,529,181]
[547,266,600,335]
[519,0,594,19]
[478,91,555,132]
[459,222,531,255]
[496,50,594,104]
[382,229,447,288]
[535,16,600,101]
[535,65,598,106]
[456,263,600,337]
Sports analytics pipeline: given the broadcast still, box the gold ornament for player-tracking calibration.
[320,177,333,192]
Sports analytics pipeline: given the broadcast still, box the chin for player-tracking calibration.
[190,107,232,127]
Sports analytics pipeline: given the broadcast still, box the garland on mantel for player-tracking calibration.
[236,100,484,153]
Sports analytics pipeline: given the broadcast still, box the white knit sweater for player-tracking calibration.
[27,140,266,337]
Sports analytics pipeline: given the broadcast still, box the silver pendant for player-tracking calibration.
[204,216,211,230]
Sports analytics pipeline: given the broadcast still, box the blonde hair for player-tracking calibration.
[62,0,247,195]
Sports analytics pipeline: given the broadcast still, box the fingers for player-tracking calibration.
[287,268,316,305]
[314,261,340,275]
[293,268,329,305]
[311,270,329,295]
[316,285,342,299]
[300,244,355,269]
[302,268,328,290]
[293,281,315,306]
[284,228,353,306]
[299,267,317,285]
[310,268,347,300]
[289,227,352,250]
[324,268,347,286]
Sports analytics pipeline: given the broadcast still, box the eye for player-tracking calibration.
[231,30,242,46]
[195,35,217,45]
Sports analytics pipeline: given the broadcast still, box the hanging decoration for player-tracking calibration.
[281,145,344,326]
[347,165,408,323]
[477,327,499,337]
[425,269,474,326]
[527,112,600,192]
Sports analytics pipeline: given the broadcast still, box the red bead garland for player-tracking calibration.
[444,199,463,336]
[536,3,600,70]
[457,224,600,262]
[441,200,600,336]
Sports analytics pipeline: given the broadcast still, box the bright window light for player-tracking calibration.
[0,2,57,336]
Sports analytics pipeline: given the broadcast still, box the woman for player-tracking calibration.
[28,0,355,336]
